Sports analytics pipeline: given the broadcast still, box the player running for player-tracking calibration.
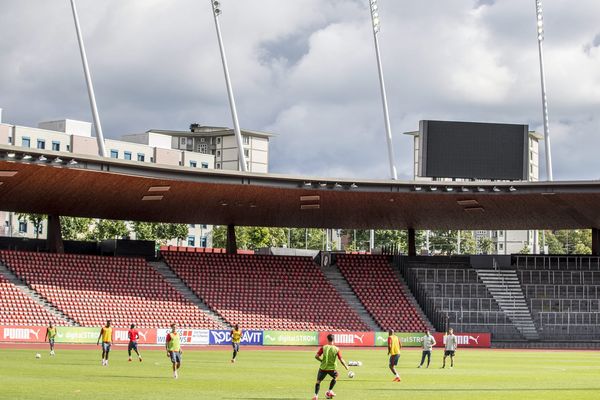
[231,324,242,363]
[96,320,113,366]
[312,334,350,400]
[127,324,143,362]
[418,330,437,368]
[387,330,402,382]
[44,323,57,356]
[442,328,458,369]
[166,323,182,379]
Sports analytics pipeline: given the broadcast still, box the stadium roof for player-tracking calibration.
[1,145,600,230]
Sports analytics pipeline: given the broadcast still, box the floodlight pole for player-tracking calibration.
[535,0,553,181]
[69,0,107,157]
[210,1,248,172]
[369,0,397,180]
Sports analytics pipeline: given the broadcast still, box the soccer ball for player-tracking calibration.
[35,353,41,359]
[347,371,355,379]
[325,390,335,399]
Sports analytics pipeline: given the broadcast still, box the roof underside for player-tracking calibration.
[1,146,599,230]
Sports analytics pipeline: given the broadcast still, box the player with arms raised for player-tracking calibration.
[231,324,242,363]
[312,334,350,400]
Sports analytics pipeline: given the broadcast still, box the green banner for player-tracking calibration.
[263,331,318,346]
[375,332,424,348]
[54,327,100,344]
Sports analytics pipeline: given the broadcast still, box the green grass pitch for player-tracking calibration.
[1,347,599,399]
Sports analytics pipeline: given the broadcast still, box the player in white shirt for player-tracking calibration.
[418,330,437,368]
[442,328,457,369]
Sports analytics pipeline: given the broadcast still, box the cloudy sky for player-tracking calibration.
[0,0,599,181]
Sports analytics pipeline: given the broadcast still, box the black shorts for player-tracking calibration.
[317,370,338,382]
[232,342,240,352]
[128,341,138,351]
[444,350,455,357]
[389,354,400,367]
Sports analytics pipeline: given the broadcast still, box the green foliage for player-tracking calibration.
[429,230,458,255]
[133,222,189,244]
[518,245,531,255]
[86,219,130,241]
[16,213,46,239]
[460,231,478,255]
[211,226,315,250]
[541,230,592,254]
[60,217,93,241]
[478,237,495,255]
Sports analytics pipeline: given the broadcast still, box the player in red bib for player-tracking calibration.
[127,324,142,362]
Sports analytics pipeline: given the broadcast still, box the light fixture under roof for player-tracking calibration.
[304,181,312,187]
[476,187,485,192]
[430,187,438,192]
[414,186,422,191]
[68,159,78,165]
[492,186,501,192]
[445,187,454,192]
[509,186,517,192]
[148,186,170,192]
[7,153,16,158]
[142,195,163,201]
[301,204,320,210]
[38,155,47,162]
[300,195,320,202]
[461,187,470,192]
[350,183,358,188]
[319,182,327,187]
[53,157,63,163]
[334,183,342,188]
[22,154,32,160]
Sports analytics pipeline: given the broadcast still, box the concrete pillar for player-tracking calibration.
[226,224,237,255]
[408,228,416,257]
[46,214,64,254]
[592,228,600,256]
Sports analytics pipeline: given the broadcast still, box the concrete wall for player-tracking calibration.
[0,124,11,146]
[182,151,213,169]
[154,147,182,166]
[13,126,71,152]
[71,135,99,156]
[105,139,154,162]
[38,119,92,137]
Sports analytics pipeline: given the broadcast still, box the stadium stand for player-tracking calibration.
[401,259,522,340]
[0,273,64,326]
[0,251,222,329]
[162,251,370,331]
[515,255,600,340]
[335,254,428,332]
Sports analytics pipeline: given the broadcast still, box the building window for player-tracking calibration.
[150,157,154,162]
[8,137,12,144]
[200,137,205,143]
[216,163,221,169]
[246,161,250,170]
[124,151,132,160]
[189,224,195,228]
[66,145,70,151]
[216,137,221,144]
[110,150,119,158]
[189,161,197,168]
[200,236,208,248]
[199,144,208,153]
[52,141,60,151]
[180,138,186,146]
[499,243,504,251]
[201,224,207,229]
[37,139,46,149]
[18,221,27,234]
[187,236,195,247]
[243,135,250,145]
[201,162,209,169]
[137,153,145,162]
[22,137,31,148]
[244,149,249,157]
[216,150,221,157]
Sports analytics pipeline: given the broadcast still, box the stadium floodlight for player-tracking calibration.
[476,187,485,192]
[368,0,397,180]
[334,182,342,188]
[445,187,454,192]
[350,183,358,188]
[461,187,470,192]
[38,155,47,162]
[319,182,327,187]
[414,186,422,192]
[53,157,63,164]
[304,181,312,187]
[7,152,16,158]
[69,0,107,157]
[492,186,501,192]
[509,186,517,192]
[429,187,438,192]
[22,154,32,161]
[209,0,248,172]
[68,159,78,165]
[534,0,553,181]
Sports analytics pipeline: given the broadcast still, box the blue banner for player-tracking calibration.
[209,330,263,346]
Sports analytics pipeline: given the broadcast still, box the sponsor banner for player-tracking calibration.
[156,329,209,345]
[55,327,99,344]
[113,328,157,344]
[318,332,374,347]
[432,332,491,348]
[375,332,424,348]
[263,331,318,346]
[209,330,263,346]
[0,326,45,342]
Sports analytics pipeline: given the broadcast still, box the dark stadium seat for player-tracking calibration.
[162,252,369,331]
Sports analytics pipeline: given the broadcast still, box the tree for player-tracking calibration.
[518,245,531,254]
[478,237,495,255]
[429,230,458,255]
[86,219,130,241]
[133,222,189,245]
[60,217,93,240]
[16,214,46,239]
[460,231,478,255]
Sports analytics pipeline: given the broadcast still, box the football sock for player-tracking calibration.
[329,380,337,390]
[315,383,320,395]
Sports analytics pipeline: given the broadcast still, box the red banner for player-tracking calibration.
[318,332,375,347]
[112,328,157,344]
[0,326,45,342]
[432,332,491,348]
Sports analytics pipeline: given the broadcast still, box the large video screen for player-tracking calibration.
[419,120,529,181]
